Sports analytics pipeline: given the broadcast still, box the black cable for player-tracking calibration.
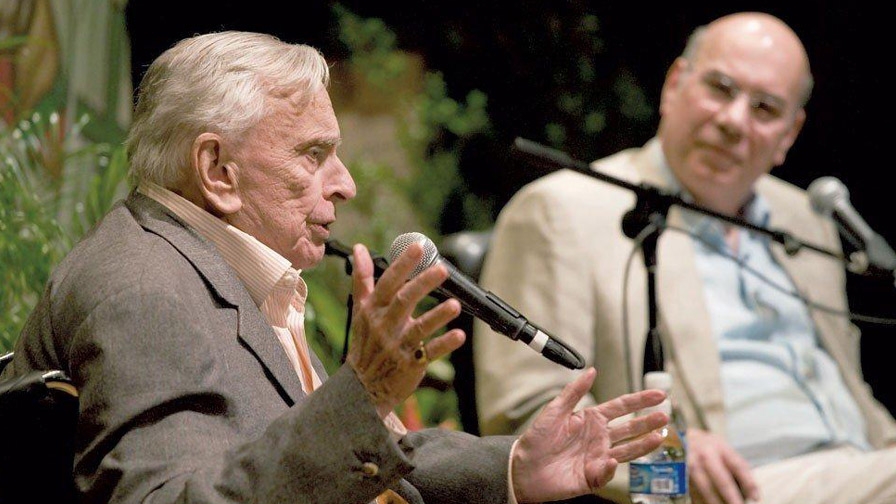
[341,294,353,365]
[663,223,896,325]
[621,221,660,393]
[621,218,896,395]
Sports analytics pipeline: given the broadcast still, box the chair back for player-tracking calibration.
[0,353,79,504]
[0,351,13,374]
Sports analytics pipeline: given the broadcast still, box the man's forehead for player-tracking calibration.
[278,88,340,134]
[693,47,802,101]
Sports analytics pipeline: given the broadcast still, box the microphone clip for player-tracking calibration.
[324,239,390,279]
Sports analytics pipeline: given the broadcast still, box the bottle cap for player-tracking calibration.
[643,371,672,392]
[641,371,672,416]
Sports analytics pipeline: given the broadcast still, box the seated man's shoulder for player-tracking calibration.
[507,144,646,219]
[515,165,622,205]
[50,203,213,315]
[757,173,811,202]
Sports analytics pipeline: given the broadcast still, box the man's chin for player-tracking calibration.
[290,243,326,270]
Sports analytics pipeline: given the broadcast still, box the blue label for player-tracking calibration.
[629,461,687,496]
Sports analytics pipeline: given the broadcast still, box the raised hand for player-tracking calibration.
[511,368,669,503]
[346,242,465,418]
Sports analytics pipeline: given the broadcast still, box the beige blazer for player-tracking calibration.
[474,138,896,500]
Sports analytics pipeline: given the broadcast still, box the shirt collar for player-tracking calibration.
[137,181,306,308]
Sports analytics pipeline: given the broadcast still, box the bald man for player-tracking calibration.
[475,12,896,504]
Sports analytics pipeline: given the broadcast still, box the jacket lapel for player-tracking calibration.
[126,191,307,405]
[762,181,854,378]
[633,142,728,435]
[657,207,728,436]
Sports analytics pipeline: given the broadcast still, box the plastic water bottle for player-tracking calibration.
[629,371,690,503]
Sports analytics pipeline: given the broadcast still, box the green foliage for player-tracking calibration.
[0,111,130,351]
[316,4,499,428]
[0,132,66,349]
[401,74,493,232]
[334,3,494,233]
[333,4,407,92]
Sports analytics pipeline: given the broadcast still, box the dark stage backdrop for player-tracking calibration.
[125,1,896,416]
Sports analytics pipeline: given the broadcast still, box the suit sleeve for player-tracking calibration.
[403,429,515,504]
[14,278,415,504]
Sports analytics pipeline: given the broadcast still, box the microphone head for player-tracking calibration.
[807,176,850,216]
[389,232,440,277]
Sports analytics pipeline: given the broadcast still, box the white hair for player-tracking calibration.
[127,31,330,188]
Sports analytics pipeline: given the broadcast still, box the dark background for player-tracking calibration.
[124,1,896,417]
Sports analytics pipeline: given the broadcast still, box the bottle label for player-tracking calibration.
[629,461,687,496]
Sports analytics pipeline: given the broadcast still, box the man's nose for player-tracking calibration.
[716,93,751,140]
[328,155,357,202]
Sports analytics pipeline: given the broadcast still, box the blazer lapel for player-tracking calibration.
[633,143,728,435]
[657,207,727,436]
[762,183,853,369]
[126,192,307,405]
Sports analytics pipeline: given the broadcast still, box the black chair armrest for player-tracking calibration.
[0,369,79,503]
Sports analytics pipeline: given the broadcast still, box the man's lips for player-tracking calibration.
[307,218,334,236]
[700,143,742,166]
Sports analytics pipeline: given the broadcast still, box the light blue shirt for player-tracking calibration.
[657,161,871,468]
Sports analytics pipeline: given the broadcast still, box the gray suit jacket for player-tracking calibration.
[2,191,514,504]
[474,138,896,500]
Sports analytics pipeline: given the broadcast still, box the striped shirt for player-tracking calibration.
[138,182,521,503]
[138,182,321,392]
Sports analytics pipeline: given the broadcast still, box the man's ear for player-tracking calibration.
[659,58,689,117]
[192,132,242,215]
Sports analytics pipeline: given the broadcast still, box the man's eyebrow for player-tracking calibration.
[754,92,786,108]
[295,137,342,151]
[704,69,788,108]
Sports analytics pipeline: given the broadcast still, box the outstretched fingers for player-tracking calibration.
[411,299,465,357]
[352,242,431,307]
[384,262,451,331]
[598,389,668,463]
[370,242,426,305]
[608,410,668,445]
[351,243,377,302]
[608,420,666,463]
[595,389,666,421]
[543,367,598,418]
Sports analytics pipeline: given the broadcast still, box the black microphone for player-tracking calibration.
[808,176,896,276]
[389,232,585,370]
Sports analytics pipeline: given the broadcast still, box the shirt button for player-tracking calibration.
[361,462,379,477]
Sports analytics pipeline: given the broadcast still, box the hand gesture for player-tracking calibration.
[688,428,760,504]
[346,243,465,417]
[511,368,669,503]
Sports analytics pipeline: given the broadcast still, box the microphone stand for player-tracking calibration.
[512,138,852,381]
[621,189,671,378]
[323,240,390,364]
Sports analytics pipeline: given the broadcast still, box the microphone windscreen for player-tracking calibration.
[389,232,440,277]
[807,176,849,216]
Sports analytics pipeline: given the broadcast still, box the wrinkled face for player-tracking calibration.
[658,23,807,215]
[226,88,356,269]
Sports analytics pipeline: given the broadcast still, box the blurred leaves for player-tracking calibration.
[0,127,66,349]
[300,4,499,429]
[0,110,130,348]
